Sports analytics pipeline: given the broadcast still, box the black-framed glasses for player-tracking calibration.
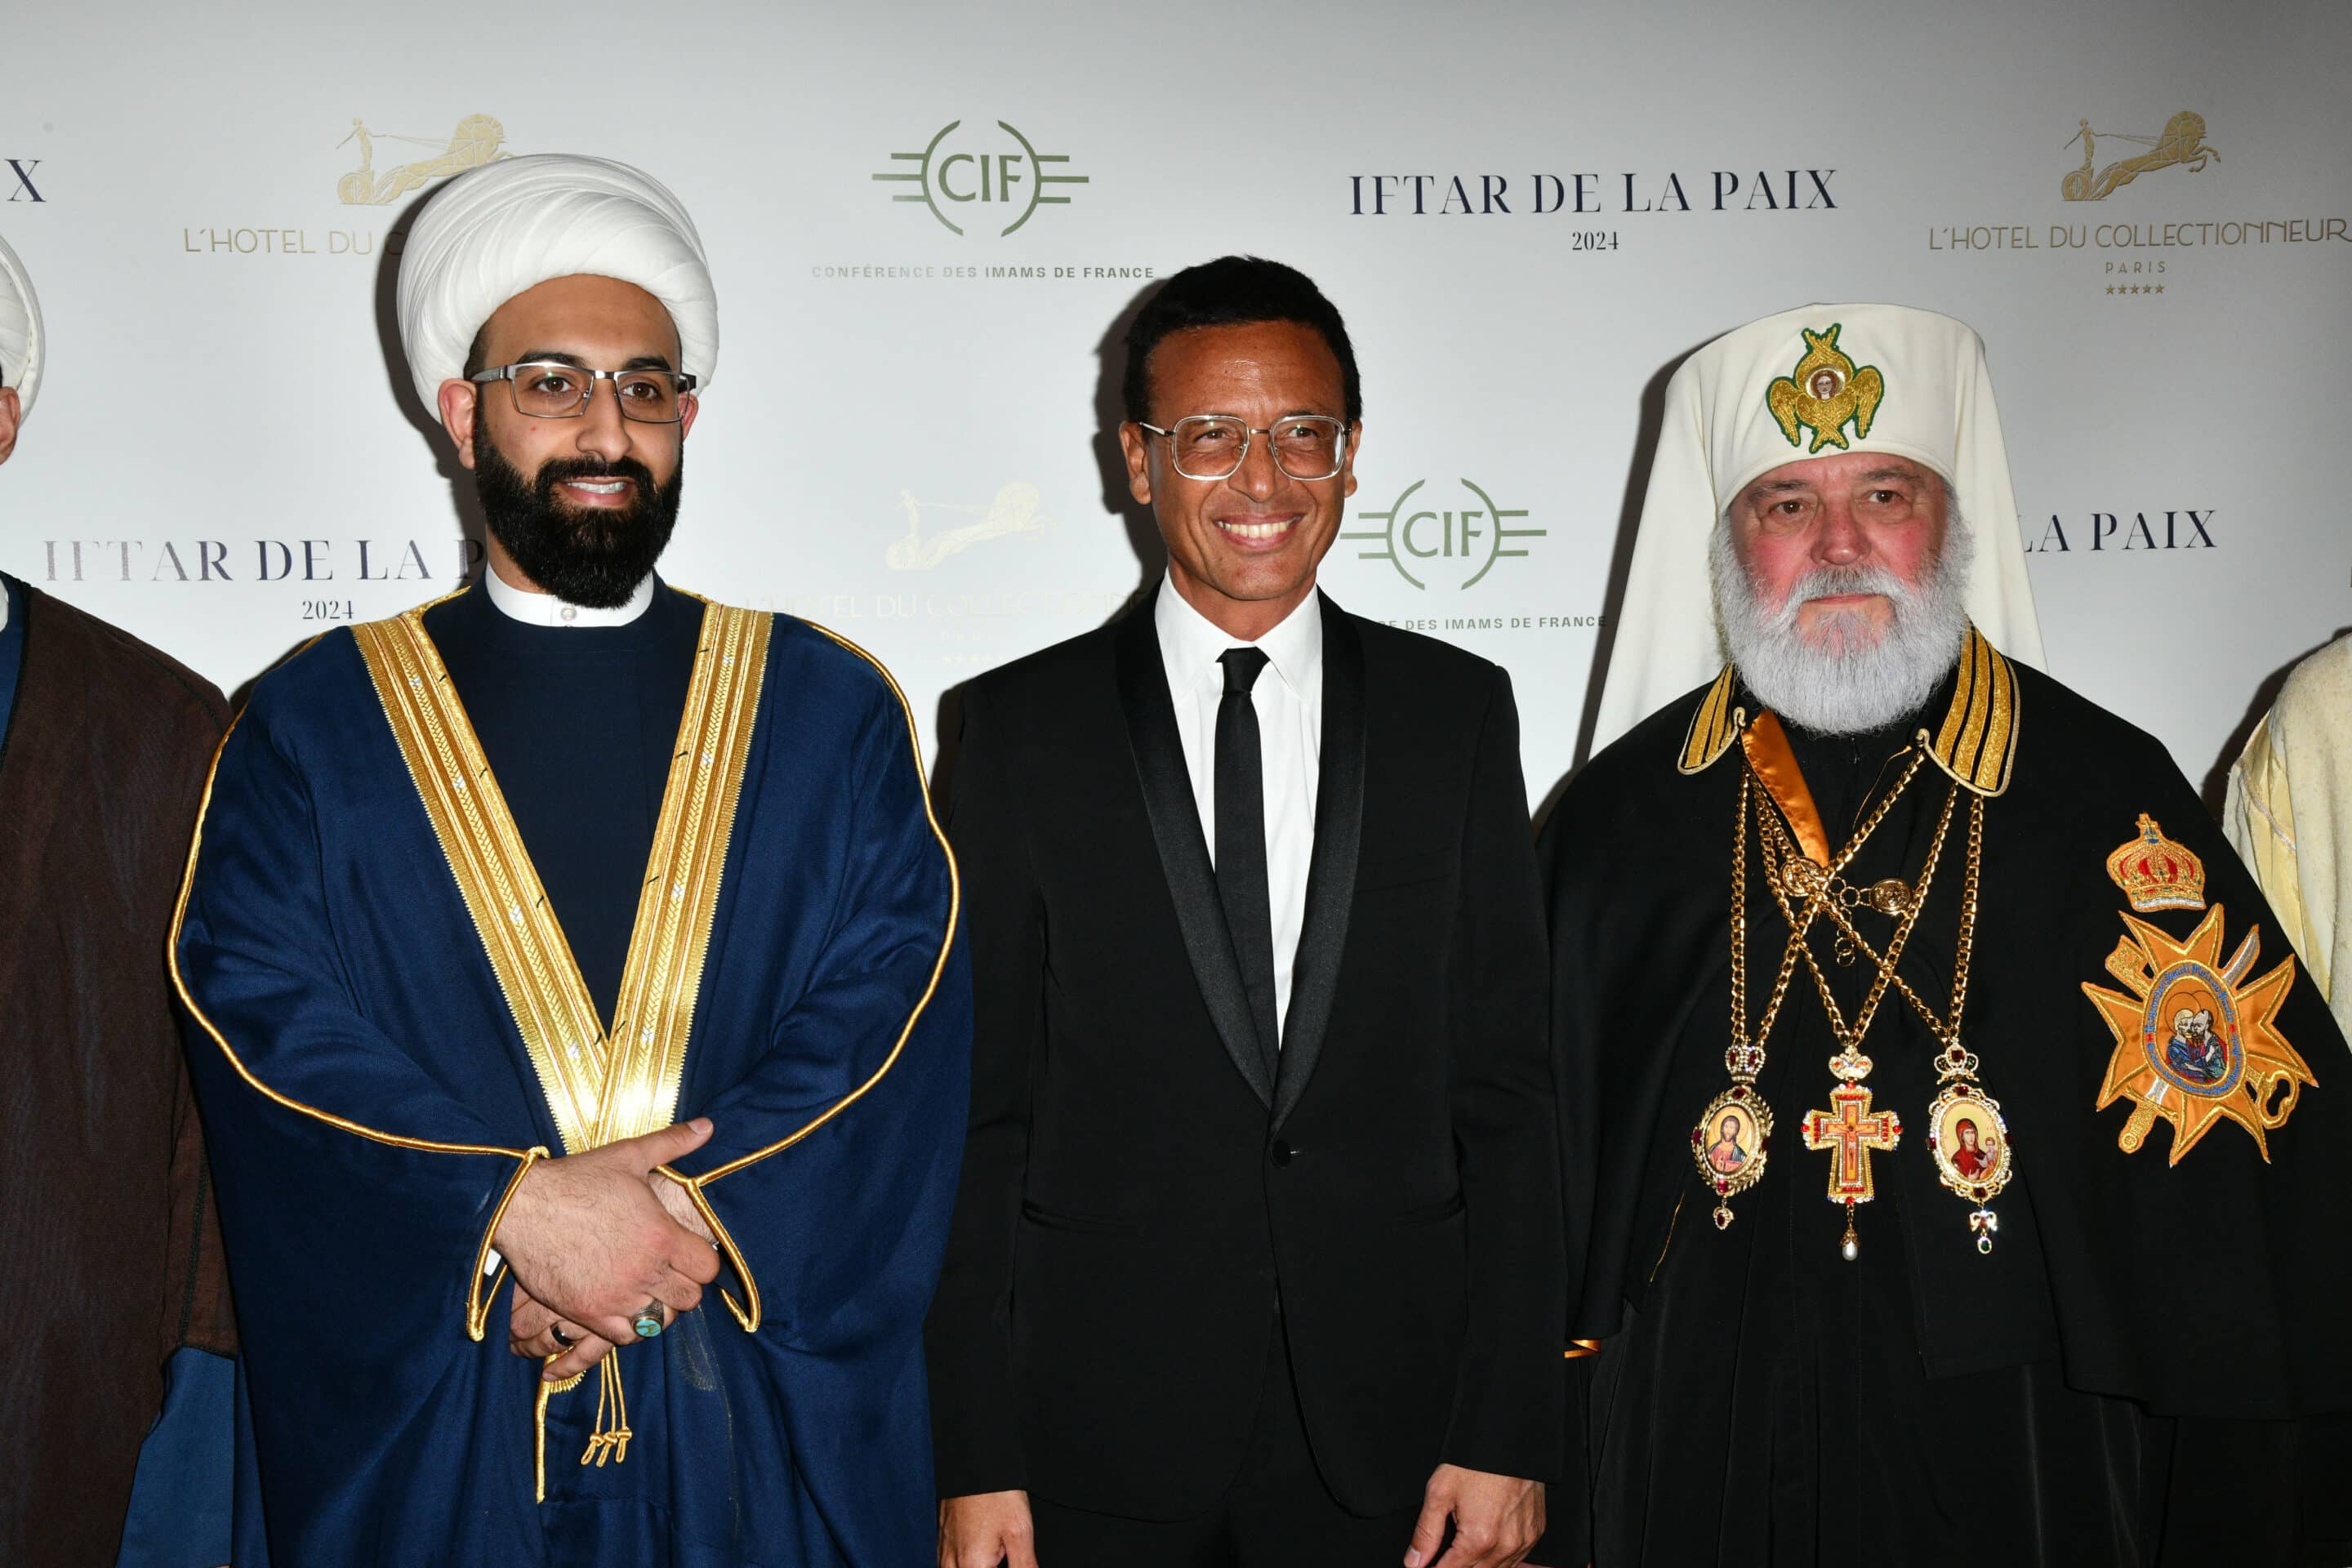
[469,361,699,424]
[1136,414,1349,481]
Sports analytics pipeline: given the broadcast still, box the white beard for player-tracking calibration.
[1709,516,1973,735]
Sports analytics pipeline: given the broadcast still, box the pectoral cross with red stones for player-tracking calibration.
[1803,1053,1900,1260]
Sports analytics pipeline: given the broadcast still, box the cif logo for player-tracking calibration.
[1343,477,1545,590]
[873,120,1087,237]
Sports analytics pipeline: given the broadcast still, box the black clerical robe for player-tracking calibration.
[1542,630,2352,1567]
[0,577,238,1567]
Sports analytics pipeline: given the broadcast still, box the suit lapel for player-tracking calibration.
[1113,595,1276,1107]
[1272,595,1364,1129]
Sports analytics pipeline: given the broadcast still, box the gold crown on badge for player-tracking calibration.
[2104,813,2206,912]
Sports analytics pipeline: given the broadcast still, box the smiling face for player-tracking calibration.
[1117,318,1358,641]
[436,274,697,602]
[1727,451,1949,647]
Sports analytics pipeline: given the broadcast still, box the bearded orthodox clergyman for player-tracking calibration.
[1535,304,2352,1566]
[174,154,969,1566]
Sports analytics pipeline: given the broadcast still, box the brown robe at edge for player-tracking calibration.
[0,583,238,1567]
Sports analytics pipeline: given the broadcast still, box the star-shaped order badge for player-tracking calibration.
[2082,815,2315,1163]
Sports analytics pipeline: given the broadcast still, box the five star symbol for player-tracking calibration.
[2105,284,2169,296]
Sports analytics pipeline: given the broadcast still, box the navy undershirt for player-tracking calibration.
[0,575,26,752]
[422,578,701,1023]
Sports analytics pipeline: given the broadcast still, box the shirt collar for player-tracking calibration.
[1153,572,1324,700]
[481,566,656,629]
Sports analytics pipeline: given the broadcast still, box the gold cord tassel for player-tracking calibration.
[581,1350,633,1467]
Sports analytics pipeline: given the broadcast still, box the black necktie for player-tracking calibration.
[1216,648,1281,1066]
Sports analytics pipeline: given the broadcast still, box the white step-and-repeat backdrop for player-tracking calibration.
[6,1,2347,808]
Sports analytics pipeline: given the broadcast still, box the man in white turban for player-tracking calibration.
[1534,304,2352,1566]
[176,154,971,1566]
[0,229,243,1567]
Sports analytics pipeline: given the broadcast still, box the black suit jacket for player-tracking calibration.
[924,588,1564,1520]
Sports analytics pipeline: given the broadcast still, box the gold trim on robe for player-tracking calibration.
[351,598,771,1156]
[684,621,964,1334]
[167,640,546,1348]
[354,592,772,1500]
[1927,626,2020,797]
[1676,624,2020,797]
[1677,665,1744,774]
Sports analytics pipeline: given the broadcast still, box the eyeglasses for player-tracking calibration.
[1136,414,1349,481]
[469,361,699,424]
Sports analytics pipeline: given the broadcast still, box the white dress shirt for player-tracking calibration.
[482,565,655,627]
[1154,574,1323,1045]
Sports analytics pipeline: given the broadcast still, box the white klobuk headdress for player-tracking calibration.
[1592,302,2044,753]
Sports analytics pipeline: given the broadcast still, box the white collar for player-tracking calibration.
[481,566,655,628]
[1152,571,1324,700]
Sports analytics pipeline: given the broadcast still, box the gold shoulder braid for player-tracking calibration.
[1695,706,2010,1258]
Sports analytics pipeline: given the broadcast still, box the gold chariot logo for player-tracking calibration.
[337,114,511,206]
[886,483,1054,571]
[2062,112,2219,203]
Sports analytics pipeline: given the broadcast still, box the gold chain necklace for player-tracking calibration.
[1692,736,2011,1257]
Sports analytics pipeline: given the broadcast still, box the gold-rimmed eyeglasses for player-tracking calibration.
[469,361,699,424]
[1136,414,1349,481]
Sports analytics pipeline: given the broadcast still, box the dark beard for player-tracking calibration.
[471,423,683,609]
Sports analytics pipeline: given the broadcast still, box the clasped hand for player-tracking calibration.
[494,1118,721,1381]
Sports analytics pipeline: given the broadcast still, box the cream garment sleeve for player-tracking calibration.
[2225,633,2351,1042]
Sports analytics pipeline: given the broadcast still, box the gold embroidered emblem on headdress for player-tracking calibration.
[1764,323,1886,453]
[2083,858,2313,1164]
[2104,812,2206,911]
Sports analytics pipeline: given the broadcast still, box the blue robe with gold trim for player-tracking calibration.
[174,593,969,1566]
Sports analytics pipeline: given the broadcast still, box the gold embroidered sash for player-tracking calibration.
[353,597,772,1153]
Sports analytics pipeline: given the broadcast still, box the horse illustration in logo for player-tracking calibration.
[337,114,510,206]
[2062,112,2219,203]
[886,482,1054,571]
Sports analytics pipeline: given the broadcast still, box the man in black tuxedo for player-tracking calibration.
[929,256,1563,1568]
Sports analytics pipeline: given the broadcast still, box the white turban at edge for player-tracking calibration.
[0,230,44,420]
[1592,301,2045,755]
[394,154,716,412]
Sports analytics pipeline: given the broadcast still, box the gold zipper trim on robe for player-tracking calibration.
[353,592,773,1502]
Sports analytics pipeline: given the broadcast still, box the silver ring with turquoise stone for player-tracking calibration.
[631,1302,665,1340]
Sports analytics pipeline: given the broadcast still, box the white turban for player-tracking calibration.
[394,153,716,412]
[0,230,44,420]
[1592,301,2044,752]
